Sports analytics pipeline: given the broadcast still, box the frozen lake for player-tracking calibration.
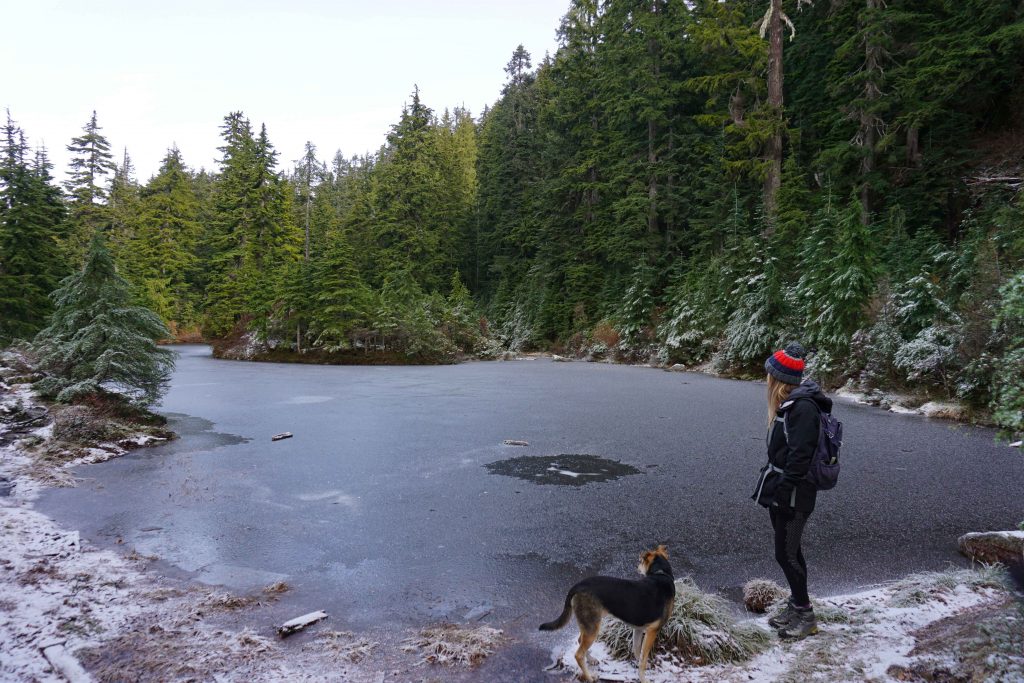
[37,344,1024,680]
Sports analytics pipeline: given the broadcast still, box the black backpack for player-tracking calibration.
[782,399,842,490]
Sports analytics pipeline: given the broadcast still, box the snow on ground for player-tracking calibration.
[549,575,1019,683]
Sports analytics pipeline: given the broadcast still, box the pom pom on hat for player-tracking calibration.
[765,342,806,385]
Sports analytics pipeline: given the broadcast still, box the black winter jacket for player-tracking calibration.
[752,380,833,513]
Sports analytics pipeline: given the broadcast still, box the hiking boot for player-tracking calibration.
[778,607,818,639]
[768,601,798,630]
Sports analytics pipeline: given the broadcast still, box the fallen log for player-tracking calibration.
[502,440,529,446]
[278,610,328,636]
[40,642,90,683]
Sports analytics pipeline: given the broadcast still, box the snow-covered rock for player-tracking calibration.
[920,401,967,420]
[958,530,1024,565]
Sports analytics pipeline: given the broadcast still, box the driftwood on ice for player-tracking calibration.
[271,432,293,441]
[278,610,328,636]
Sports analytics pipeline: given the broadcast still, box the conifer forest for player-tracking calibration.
[2,0,1023,434]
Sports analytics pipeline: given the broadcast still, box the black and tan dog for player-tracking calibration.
[539,545,675,683]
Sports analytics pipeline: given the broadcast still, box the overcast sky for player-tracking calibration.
[3,0,567,182]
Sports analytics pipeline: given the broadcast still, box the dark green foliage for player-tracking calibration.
[130,147,203,326]
[63,111,116,267]
[3,0,1022,429]
[0,114,66,344]
[33,233,174,407]
[204,114,301,336]
[991,272,1024,433]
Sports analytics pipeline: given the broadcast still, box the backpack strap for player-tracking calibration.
[779,397,822,445]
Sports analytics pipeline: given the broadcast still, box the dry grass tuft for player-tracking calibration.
[592,321,621,349]
[601,578,771,666]
[401,623,505,667]
[311,630,378,663]
[888,566,1005,608]
[263,581,290,595]
[743,578,787,613]
[203,592,260,610]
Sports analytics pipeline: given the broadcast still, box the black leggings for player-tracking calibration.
[770,507,811,607]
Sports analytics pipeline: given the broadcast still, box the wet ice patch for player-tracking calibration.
[281,395,334,405]
[484,454,641,486]
[296,490,359,508]
[196,563,288,589]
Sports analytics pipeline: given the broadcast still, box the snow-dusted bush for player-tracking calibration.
[717,275,794,373]
[991,272,1024,434]
[615,263,656,355]
[657,261,726,365]
[893,325,963,391]
[496,303,533,352]
[804,348,843,388]
[849,293,903,388]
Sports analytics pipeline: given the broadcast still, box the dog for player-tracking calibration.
[539,545,675,683]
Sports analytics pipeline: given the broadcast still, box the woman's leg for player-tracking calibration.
[770,507,811,606]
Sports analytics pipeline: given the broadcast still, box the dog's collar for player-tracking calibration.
[648,568,671,578]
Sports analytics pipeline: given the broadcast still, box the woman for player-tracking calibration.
[752,342,832,639]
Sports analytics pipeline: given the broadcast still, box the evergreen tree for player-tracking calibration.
[63,111,116,265]
[131,147,202,326]
[371,88,453,291]
[107,148,141,267]
[0,114,66,343]
[309,230,373,351]
[204,113,300,335]
[33,232,174,407]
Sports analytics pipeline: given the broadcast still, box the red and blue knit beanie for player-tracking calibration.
[765,342,806,385]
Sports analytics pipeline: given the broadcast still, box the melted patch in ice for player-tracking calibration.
[296,490,359,508]
[484,454,641,487]
[281,395,334,405]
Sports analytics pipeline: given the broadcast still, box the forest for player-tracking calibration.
[1,0,1022,434]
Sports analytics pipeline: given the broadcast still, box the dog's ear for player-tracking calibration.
[655,544,669,559]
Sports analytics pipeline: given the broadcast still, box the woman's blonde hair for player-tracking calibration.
[767,374,796,427]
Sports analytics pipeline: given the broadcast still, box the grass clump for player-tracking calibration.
[600,577,772,665]
[743,578,787,613]
[888,566,1006,608]
[401,623,505,667]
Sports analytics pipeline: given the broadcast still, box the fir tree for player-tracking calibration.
[131,147,202,326]
[309,230,373,351]
[0,114,66,343]
[33,232,174,407]
[204,113,300,335]
[63,111,116,265]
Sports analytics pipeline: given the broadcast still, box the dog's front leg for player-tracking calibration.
[637,625,660,683]
[632,627,644,662]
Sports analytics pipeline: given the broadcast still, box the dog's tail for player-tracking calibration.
[538,591,574,631]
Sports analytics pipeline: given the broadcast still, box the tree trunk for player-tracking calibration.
[858,0,884,227]
[764,0,785,227]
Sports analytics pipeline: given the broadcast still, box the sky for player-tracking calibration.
[2,0,568,182]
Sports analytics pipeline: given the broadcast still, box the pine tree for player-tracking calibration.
[309,230,373,351]
[0,114,66,343]
[131,147,202,326]
[63,111,116,265]
[107,148,141,268]
[33,232,174,407]
[204,113,300,336]
[371,88,452,291]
